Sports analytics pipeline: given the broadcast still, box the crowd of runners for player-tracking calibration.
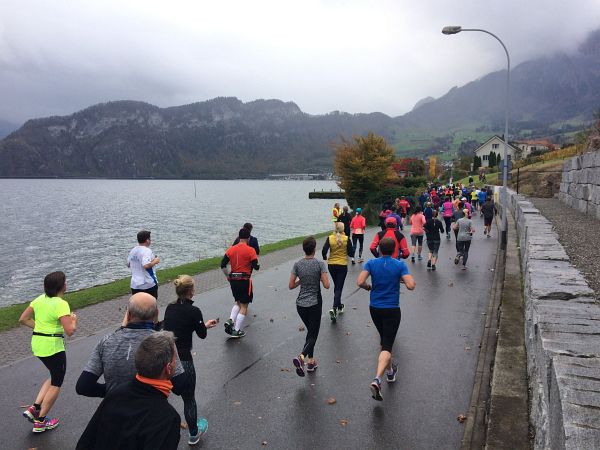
[17,185,496,448]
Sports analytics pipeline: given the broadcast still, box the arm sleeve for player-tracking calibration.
[194,308,207,339]
[321,238,330,260]
[346,238,355,257]
[370,234,380,257]
[252,237,260,255]
[76,370,107,398]
[251,258,260,271]
[398,236,410,259]
[220,254,230,269]
[82,339,105,377]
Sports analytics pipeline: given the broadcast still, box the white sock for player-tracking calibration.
[235,313,246,331]
[230,305,240,322]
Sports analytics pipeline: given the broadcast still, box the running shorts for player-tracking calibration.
[484,217,493,226]
[410,234,424,246]
[229,279,253,304]
[369,307,401,352]
[131,285,158,300]
[426,240,441,256]
[38,351,67,387]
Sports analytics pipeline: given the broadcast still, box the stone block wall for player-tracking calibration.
[501,189,600,449]
[559,150,600,219]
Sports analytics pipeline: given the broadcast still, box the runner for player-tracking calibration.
[369,217,410,260]
[477,189,487,215]
[356,237,416,401]
[289,236,330,376]
[452,201,466,252]
[423,202,434,222]
[350,207,366,264]
[337,205,352,238]
[481,197,497,237]
[470,189,478,211]
[233,223,260,255]
[221,228,260,338]
[19,271,78,433]
[127,230,160,299]
[163,275,218,445]
[424,210,445,271]
[409,206,426,262]
[440,196,454,240]
[331,202,342,223]
[322,222,354,323]
[454,210,475,270]
[398,197,410,226]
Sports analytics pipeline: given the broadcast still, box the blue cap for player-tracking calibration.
[356,207,362,213]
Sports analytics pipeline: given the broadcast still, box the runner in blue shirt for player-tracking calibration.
[356,237,416,401]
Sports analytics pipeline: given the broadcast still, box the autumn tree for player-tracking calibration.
[333,132,396,209]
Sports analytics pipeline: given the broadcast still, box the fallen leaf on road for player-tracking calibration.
[482,313,487,315]
[233,401,242,406]
[352,307,357,310]
[253,314,257,318]
[464,346,471,351]
[180,422,188,429]
[299,325,306,331]
[269,318,274,322]
[280,368,291,372]
[326,397,337,405]
[457,414,467,423]
[366,324,371,327]
[346,332,351,336]
[261,441,268,446]
[448,282,454,287]
[339,419,349,427]
[336,359,342,364]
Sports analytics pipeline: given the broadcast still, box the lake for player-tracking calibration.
[0,179,341,307]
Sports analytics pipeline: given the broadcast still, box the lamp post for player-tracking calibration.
[442,25,510,250]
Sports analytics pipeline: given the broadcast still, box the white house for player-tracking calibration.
[474,135,519,168]
[514,140,556,157]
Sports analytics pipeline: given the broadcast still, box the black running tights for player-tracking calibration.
[180,360,198,435]
[297,300,322,359]
[328,264,348,309]
[352,234,364,257]
[457,240,472,265]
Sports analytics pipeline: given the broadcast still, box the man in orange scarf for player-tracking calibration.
[77,332,181,450]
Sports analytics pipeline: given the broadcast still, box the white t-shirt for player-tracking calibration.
[127,245,156,289]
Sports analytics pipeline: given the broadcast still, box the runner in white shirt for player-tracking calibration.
[127,230,160,299]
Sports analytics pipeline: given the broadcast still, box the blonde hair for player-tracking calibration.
[334,222,345,245]
[174,274,195,298]
[463,209,469,216]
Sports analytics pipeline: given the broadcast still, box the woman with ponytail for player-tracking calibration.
[321,222,354,323]
[163,275,218,445]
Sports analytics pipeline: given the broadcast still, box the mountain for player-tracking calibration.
[0,119,20,139]
[1,29,599,178]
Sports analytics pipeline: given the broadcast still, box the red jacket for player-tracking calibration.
[369,229,410,259]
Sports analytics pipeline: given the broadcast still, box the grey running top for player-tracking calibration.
[456,217,474,241]
[83,326,184,393]
[292,258,328,307]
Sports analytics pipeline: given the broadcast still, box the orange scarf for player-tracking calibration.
[135,374,173,397]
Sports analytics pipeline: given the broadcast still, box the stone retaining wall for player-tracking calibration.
[559,150,600,219]
[502,189,600,449]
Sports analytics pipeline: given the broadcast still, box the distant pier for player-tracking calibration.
[309,189,345,199]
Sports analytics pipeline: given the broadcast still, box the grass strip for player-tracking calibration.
[0,230,330,333]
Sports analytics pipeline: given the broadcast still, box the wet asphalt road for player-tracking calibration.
[1,223,497,450]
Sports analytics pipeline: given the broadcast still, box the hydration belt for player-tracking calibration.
[32,331,64,338]
[228,272,251,280]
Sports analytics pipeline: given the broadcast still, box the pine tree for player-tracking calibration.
[488,151,497,167]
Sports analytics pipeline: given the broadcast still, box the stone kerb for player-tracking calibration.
[560,150,600,219]
[502,188,600,449]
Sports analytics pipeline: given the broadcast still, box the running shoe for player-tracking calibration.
[431,264,437,271]
[386,363,398,383]
[462,266,467,270]
[224,319,234,335]
[329,309,337,323]
[417,254,423,261]
[411,256,415,263]
[188,418,209,445]
[33,417,59,433]
[454,254,461,265]
[306,360,318,373]
[229,329,246,338]
[446,234,451,240]
[351,258,356,265]
[487,234,491,238]
[358,257,364,263]
[370,379,383,401]
[23,405,39,422]
[338,304,345,314]
[427,260,431,268]
[483,229,487,235]
[293,355,306,377]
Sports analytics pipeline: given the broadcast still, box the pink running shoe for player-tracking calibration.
[22,405,40,422]
[33,417,59,433]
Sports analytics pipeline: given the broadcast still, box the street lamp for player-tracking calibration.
[442,25,510,250]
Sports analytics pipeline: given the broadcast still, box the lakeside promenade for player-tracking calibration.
[1,226,498,449]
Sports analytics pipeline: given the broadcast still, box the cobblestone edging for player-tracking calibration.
[503,189,600,449]
[559,150,600,220]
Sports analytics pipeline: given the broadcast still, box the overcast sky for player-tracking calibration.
[0,0,599,123]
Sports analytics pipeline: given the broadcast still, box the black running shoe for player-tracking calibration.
[370,379,383,401]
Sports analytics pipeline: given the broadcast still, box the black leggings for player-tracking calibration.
[328,264,348,309]
[297,300,322,359]
[352,234,364,257]
[38,351,66,387]
[457,240,472,265]
[369,307,401,352]
[443,217,452,234]
[180,360,199,435]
